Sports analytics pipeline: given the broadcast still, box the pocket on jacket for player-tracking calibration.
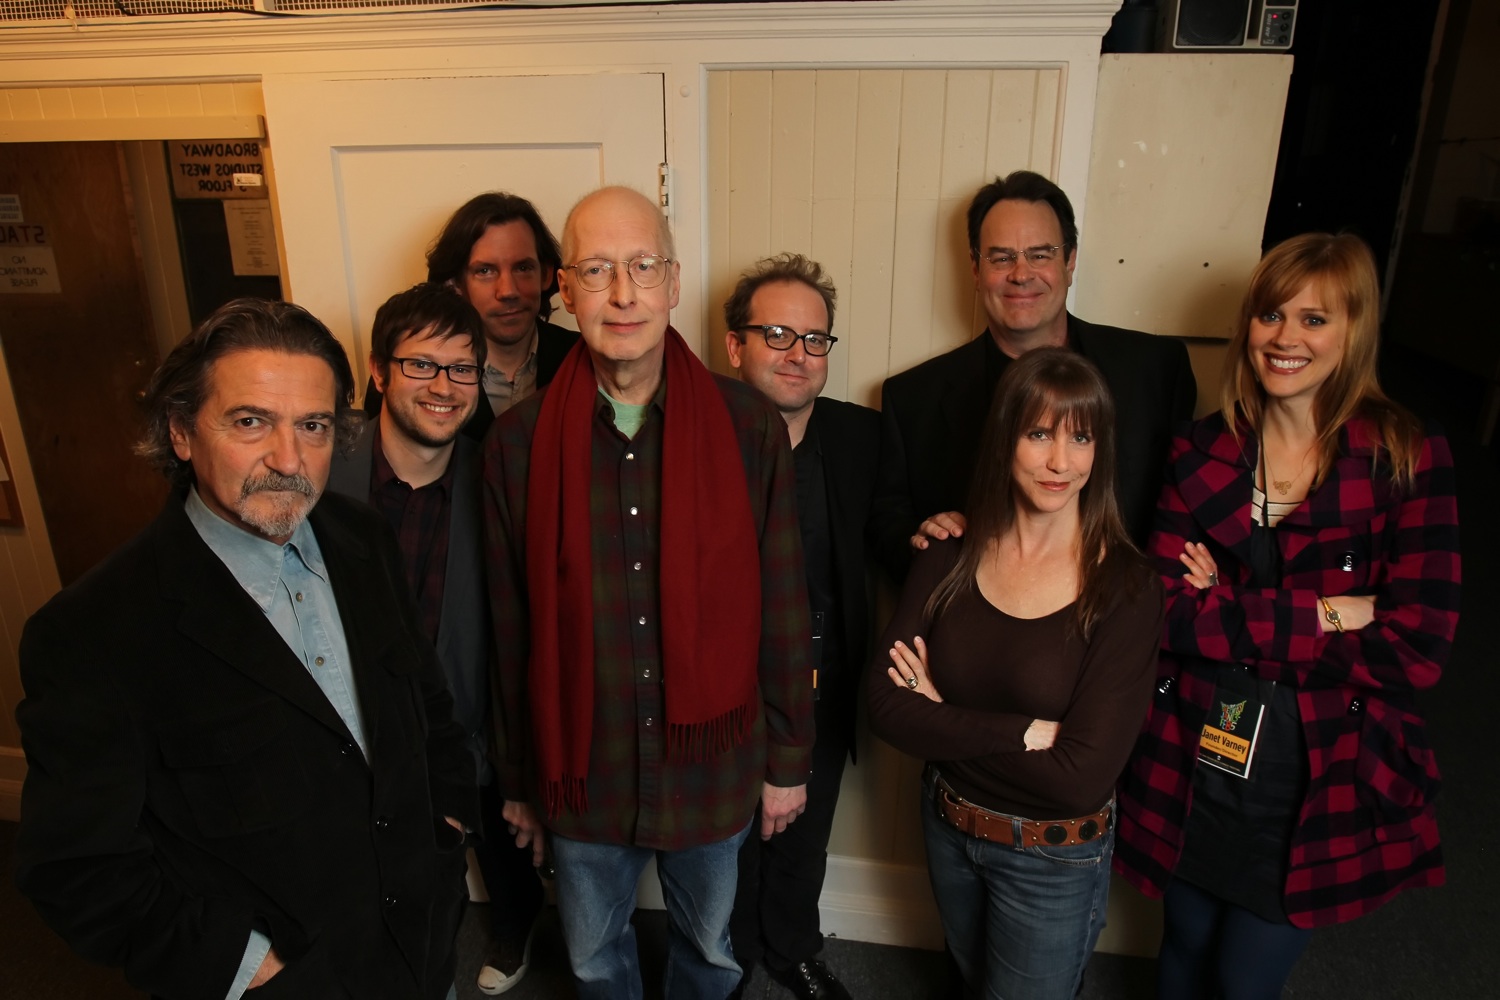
[1354,706,1441,841]
[243,935,351,999]
[158,700,314,838]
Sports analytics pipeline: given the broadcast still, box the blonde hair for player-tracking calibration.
[1221,232,1421,489]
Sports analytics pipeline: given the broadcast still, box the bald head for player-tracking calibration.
[561,186,675,264]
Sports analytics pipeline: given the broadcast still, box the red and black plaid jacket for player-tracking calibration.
[1114,412,1460,928]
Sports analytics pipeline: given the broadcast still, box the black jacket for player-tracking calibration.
[327,418,493,783]
[14,493,478,999]
[872,314,1197,579]
[804,396,881,757]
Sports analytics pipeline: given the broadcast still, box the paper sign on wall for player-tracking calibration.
[0,195,22,224]
[169,140,269,200]
[224,201,280,276]
[0,223,61,294]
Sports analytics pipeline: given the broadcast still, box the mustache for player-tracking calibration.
[239,472,317,501]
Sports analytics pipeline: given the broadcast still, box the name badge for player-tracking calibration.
[1199,681,1272,780]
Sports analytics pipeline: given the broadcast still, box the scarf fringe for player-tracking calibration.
[666,702,755,764]
[543,776,590,820]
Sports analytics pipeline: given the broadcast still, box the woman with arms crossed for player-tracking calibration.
[1114,233,1461,999]
[868,349,1163,999]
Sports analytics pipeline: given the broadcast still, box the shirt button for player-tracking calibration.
[629,506,639,516]
[644,717,654,728]
[295,592,304,602]
[375,816,390,830]
[633,561,642,571]
[625,452,635,461]
[340,743,355,756]
[643,668,651,678]
[314,656,325,666]
[383,895,397,908]
[637,616,647,625]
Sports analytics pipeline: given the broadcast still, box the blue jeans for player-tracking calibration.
[921,772,1113,1000]
[551,824,751,1000]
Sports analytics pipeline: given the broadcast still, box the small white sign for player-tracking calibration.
[0,195,21,224]
[0,222,60,294]
[223,201,280,277]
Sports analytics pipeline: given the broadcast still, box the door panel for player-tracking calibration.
[0,142,168,585]
[262,73,666,386]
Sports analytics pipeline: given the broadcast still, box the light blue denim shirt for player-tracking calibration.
[183,488,365,998]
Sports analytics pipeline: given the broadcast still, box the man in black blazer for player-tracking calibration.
[364,191,581,440]
[725,254,879,1000]
[333,283,544,996]
[872,171,1197,578]
[14,299,478,1000]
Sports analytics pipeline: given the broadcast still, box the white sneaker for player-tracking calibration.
[476,924,534,995]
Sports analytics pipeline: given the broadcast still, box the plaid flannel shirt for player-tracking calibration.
[1114,413,1460,927]
[483,371,813,850]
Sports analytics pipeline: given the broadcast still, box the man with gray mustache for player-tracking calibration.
[13,298,479,999]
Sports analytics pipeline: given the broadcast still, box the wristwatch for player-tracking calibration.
[1320,597,1344,633]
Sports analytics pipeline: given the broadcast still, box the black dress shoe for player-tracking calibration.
[770,959,853,1000]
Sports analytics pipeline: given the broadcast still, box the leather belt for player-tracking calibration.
[935,782,1111,849]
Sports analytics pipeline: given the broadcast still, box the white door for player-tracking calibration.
[262,73,665,385]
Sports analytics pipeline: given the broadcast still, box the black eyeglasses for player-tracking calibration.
[390,357,482,384]
[738,325,839,357]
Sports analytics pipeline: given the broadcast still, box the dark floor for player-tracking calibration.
[3,345,1496,1000]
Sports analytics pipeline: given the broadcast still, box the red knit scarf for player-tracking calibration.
[525,327,762,818]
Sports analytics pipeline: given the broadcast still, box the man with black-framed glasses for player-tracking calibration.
[330,283,540,996]
[872,170,1198,580]
[724,253,877,1000]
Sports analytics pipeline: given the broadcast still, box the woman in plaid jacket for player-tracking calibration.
[1113,233,1461,999]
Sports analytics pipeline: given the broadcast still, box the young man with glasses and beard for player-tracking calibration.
[331,283,543,995]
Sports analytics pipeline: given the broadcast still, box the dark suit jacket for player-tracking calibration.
[871,314,1197,578]
[14,493,478,1000]
[362,318,581,443]
[804,397,881,757]
[327,417,493,782]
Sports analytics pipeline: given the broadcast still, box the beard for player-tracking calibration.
[236,471,319,540]
[385,394,469,449]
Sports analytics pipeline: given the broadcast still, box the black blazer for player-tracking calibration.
[327,418,493,782]
[362,318,581,443]
[805,397,881,756]
[14,493,478,1000]
[872,314,1197,579]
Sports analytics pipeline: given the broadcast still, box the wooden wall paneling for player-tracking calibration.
[707,72,734,365]
[887,70,947,382]
[1029,68,1063,179]
[843,70,902,408]
[769,70,817,258]
[983,70,1041,186]
[936,71,995,354]
[726,71,774,275]
[808,71,859,391]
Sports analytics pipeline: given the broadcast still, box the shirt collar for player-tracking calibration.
[184,486,328,614]
[369,423,455,496]
[485,325,540,382]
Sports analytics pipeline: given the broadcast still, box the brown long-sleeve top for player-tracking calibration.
[867,538,1163,819]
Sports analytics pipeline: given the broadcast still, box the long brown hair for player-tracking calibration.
[1221,232,1421,488]
[924,348,1146,639]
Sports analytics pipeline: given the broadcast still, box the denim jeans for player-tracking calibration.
[551,824,751,1000]
[921,771,1113,1000]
